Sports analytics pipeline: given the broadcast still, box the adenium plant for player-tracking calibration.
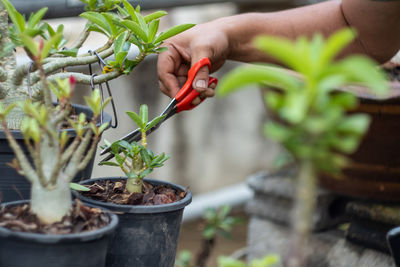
[0,74,110,224]
[217,28,388,267]
[0,0,194,225]
[0,0,194,128]
[100,104,169,193]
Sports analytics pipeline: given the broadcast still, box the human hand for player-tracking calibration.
[157,20,230,104]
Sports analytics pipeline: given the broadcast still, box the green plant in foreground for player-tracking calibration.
[100,105,169,193]
[217,28,388,267]
[218,255,281,267]
[175,205,243,267]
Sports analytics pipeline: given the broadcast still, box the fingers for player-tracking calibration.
[191,79,217,106]
[157,43,189,98]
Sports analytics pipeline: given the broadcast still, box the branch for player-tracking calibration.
[64,129,93,180]
[0,120,37,183]
[69,24,91,50]
[30,70,122,93]
[77,133,99,171]
[29,46,114,85]
[58,135,81,170]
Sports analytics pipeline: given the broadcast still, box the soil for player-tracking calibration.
[80,179,188,206]
[0,199,111,234]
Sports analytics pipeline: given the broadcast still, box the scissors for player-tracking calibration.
[99,57,218,163]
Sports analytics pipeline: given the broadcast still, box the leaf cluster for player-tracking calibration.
[217,28,389,173]
[101,139,169,179]
[100,104,169,180]
[202,205,243,240]
[80,0,194,73]
[217,255,281,267]
[80,0,121,12]
[1,0,76,59]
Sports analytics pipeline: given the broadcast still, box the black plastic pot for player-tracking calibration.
[0,104,111,203]
[387,227,400,267]
[74,177,192,267]
[0,199,119,267]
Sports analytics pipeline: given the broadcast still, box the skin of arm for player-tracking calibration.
[157,0,400,100]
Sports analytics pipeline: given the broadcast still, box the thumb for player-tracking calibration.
[191,56,210,93]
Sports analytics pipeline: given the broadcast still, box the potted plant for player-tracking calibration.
[74,104,192,267]
[217,28,388,266]
[0,0,195,266]
[0,70,119,266]
[0,0,195,202]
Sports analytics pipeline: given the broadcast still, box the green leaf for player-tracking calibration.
[121,20,148,42]
[114,31,128,54]
[19,33,38,57]
[330,135,360,154]
[101,12,118,37]
[140,168,153,178]
[154,23,195,44]
[115,51,128,65]
[139,148,151,165]
[87,24,109,36]
[99,161,120,167]
[80,11,110,35]
[217,65,300,97]
[331,56,388,95]
[122,0,137,22]
[250,254,281,267]
[70,183,90,191]
[126,110,144,129]
[264,122,291,142]
[41,33,62,60]
[337,113,370,136]
[321,28,355,67]
[139,104,148,125]
[147,19,159,42]
[218,256,247,267]
[253,35,302,72]
[27,7,47,28]
[145,114,165,131]
[1,0,26,33]
[144,11,167,23]
[117,5,129,17]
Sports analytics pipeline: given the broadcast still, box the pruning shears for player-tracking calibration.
[99,57,218,163]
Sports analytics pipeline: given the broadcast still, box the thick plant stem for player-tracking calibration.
[30,177,72,224]
[287,161,317,267]
[126,178,143,194]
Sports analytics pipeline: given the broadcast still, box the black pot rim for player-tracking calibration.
[0,200,119,243]
[73,177,192,214]
[0,103,112,139]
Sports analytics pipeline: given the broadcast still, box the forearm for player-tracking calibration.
[217,0,400,63]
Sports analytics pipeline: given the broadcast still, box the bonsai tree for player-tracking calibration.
[0,0,194,225]
[217,28,388,267]
[0,0,194,128]
[100,104,170,194]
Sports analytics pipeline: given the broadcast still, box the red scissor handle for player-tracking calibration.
[175,57,218,113]
[176,77,218,112]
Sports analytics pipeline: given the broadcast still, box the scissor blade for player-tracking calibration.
[99,128,141,156]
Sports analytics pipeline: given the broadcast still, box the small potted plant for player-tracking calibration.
[0,0,195,202]
[217,28,388,266]
[74,104,192,267]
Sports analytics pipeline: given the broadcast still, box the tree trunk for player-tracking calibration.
[0,3,28,129]
[30,176,72,224]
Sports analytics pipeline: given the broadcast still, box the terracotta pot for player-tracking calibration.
[319,80,400,201]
